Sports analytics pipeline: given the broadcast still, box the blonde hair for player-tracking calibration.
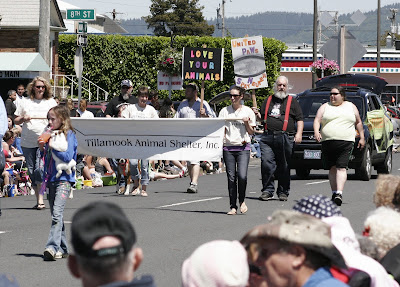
[26,76,53,100]
[374,174,400,209]
[48,105,74,136]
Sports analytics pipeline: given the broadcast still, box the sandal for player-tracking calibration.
[140,190,148,197]
[240,202,248,214]
[36,204,46,210]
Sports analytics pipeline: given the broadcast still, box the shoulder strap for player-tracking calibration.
[282,96,293,131]
[263,96,273,130]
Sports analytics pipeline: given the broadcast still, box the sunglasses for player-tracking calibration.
[230,94,241,97]
[330,92,340,95]
[35,85,45,89]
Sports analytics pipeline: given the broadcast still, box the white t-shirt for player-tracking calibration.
[78,110,95,118]
[218,105,256,146]
[120,104,159,119]
[15,97,58,148]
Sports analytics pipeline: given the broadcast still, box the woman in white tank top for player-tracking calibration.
[313,86,365,206]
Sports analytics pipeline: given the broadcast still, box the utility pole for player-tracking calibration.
[312,0,318,88]
[39,0,50,79]
[377,0,381,76]
[221,0,226,38]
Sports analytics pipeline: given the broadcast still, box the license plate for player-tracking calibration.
[304,150,321,159]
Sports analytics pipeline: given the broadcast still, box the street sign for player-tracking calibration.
[66,9,96,21]
[77,34,88,47]
[77,22,87,34]
[319,28,366,74]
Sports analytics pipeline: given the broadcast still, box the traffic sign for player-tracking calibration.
[77,22,87,34]
[77,34,88,47]
[66,9,96,21]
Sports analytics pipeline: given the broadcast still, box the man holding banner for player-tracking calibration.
[253,76,303,201]
[175,83,216,193]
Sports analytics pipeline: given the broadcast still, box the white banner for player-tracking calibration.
[71,118,225,161]
[157,71,183,90]
[231,35,268,89]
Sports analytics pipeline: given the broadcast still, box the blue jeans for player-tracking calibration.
[45,181,70,254]
[223,150,250,210]
[259,132,294,196]
[21,147,43,185]
[129,159,149,186]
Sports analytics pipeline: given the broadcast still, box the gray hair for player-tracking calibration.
[7,90,16,97]
[273,76,290,94]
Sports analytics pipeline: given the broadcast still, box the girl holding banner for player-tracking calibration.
[218,86,256,215]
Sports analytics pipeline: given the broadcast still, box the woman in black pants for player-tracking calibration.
[219,86,256,215]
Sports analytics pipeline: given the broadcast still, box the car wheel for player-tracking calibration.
[355,145,372,181]
[376,147,392,174]
[296,168,310,179]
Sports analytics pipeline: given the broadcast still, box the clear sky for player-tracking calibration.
[62,0,400,20]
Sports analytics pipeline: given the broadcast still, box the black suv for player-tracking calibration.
[291,74,394,181]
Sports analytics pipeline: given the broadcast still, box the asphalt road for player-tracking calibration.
[1,154,400,287]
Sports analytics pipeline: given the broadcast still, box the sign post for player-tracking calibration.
[67,9,95,107]
[74,47,83,104]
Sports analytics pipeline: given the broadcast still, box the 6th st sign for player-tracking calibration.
[66,9,96,21]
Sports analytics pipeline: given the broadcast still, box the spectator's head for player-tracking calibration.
[273,76,289,99]
[27,76,52,100]
[79,99,88,112]
[241,210,346,287]
[374,174,400,209]
[7,116,13,130]
[149,90,159,104]
[3,130,15,144]
[68,201,142,287]
[181,240,249,287]
[162,97,173,107]
[363,206,400,259]
[137,86,149,108]
[120,79,133,100]
[16,84,25,97]
[7,90,17,101]
[292,194,342,219]
[66,99,74,111]
[184,83,199,100]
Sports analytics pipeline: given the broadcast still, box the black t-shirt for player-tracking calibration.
[105,94,138,117]
[260,95,303,133]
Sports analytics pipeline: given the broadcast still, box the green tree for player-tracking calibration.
[145,0,214,36]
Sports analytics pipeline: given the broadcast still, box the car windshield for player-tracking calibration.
[298,95,365,119]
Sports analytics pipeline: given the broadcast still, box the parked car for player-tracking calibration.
[291,74,394,181]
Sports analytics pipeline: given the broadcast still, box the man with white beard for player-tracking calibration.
[105,80,138,118]
[252,76,304,201]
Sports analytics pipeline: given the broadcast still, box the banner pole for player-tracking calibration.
[252,89,257,108]
[200,80,205,110]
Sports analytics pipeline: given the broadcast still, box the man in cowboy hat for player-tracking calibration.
[241,209,348,287]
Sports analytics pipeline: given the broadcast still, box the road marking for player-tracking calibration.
[249,192,257,194]
[0,231,10,234]
[157,197,222,208]
[306,180,329,185]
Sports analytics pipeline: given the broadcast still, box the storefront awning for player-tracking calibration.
[0,52,50,72]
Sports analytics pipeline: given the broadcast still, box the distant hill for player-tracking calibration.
[120,3,400,45]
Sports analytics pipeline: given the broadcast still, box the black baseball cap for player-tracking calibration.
[71,201,136,258]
